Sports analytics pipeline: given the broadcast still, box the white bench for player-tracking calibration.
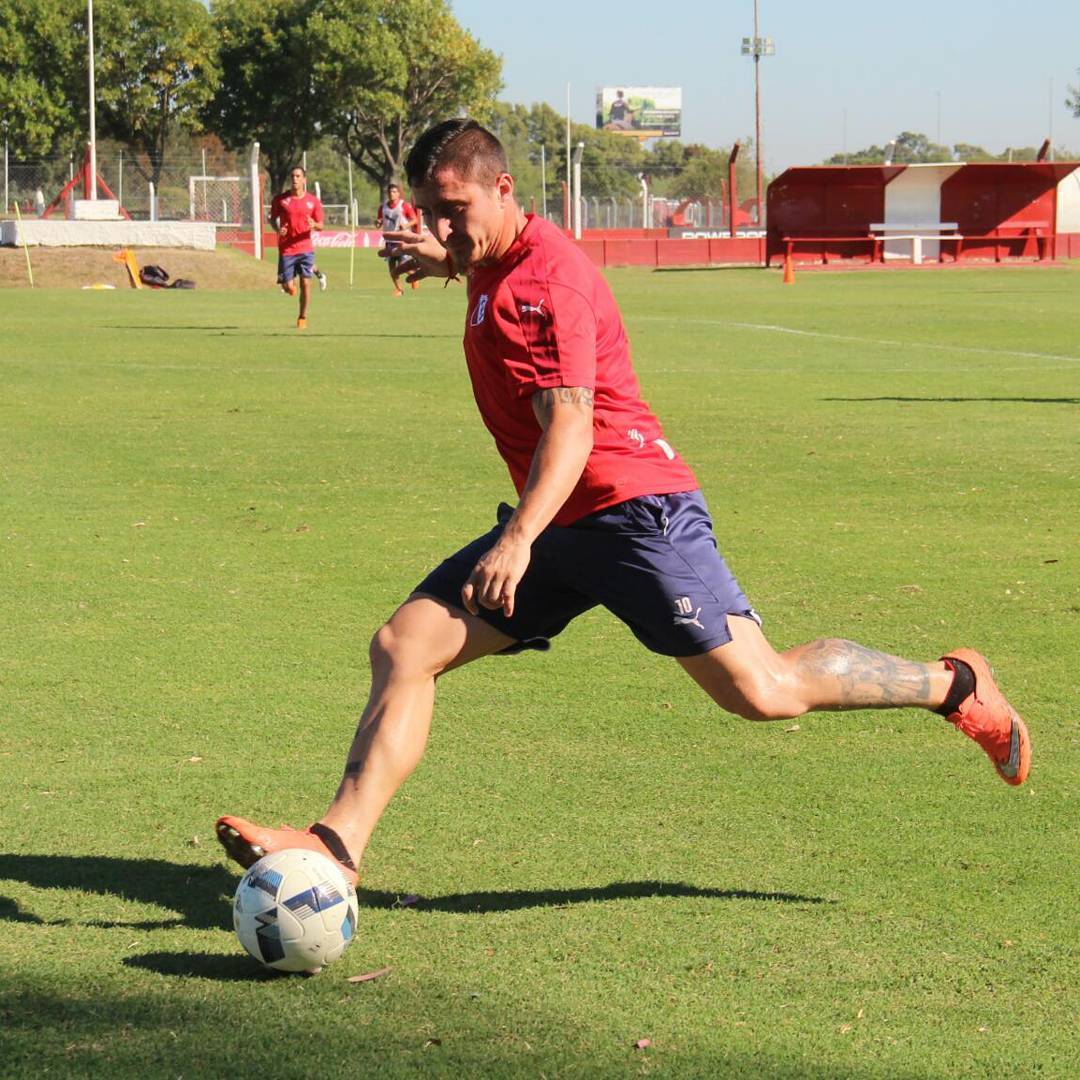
[869,222,960,264]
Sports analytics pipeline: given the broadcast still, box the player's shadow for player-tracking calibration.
[360,881,829,914]
[0,854,827,938]
[824,395,1078,404]
[0,854,236,931]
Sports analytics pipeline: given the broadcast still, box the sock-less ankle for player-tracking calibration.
[309,822,358,874]
[936,658,975,716]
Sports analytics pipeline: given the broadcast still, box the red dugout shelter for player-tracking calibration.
[767,161,1080,267]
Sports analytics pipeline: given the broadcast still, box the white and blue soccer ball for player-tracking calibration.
[233,849,358,973]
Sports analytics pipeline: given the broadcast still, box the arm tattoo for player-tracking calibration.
[540,386,594,407]
[532,387,594,424]
[794,639,934,708]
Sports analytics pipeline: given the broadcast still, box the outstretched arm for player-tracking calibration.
[462,386,594,617]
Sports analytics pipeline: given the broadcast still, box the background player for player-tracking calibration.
[218,120,1031,886]
[376,182,421,296]
[269,166,325,329]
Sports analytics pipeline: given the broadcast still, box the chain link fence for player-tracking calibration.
[3,149,756,234]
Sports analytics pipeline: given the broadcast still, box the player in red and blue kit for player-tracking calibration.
[217,121,1031,885]
[269,166,324,329]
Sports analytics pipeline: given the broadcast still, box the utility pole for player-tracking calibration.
[741,1,774,225]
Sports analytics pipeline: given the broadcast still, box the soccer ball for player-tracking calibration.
[233,849,359,973]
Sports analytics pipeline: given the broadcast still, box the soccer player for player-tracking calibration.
[269,166,325,329]
[217,120,1031,885]
[376,182,421,296]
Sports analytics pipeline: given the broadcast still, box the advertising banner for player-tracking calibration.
[596,87,682,138]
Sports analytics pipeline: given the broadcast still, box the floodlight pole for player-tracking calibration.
[565,83,571,225]
[753,0,761,219]
[741,2,774,226]
[87,0,97,198]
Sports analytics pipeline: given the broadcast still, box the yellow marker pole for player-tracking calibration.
[11,202,34,287]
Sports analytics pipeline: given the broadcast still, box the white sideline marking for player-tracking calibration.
[638,316,1080,365]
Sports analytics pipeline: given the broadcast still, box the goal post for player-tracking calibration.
[188,174,250,225]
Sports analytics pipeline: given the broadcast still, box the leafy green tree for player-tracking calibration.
[310,0,501,188]
[205,0,326,195]
[891,131,952,163]
[83,0,220,187]
[823,132,951,165]
[0,0,81,156]
[952,142,995,162]
[1068,71,1080,117]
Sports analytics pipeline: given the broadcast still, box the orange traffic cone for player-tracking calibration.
[782,254,795,285]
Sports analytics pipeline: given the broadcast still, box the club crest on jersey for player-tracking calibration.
[470,294,489,327]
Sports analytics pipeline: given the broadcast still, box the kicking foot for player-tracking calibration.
[216,816,359,884]
[941,649,1031,785]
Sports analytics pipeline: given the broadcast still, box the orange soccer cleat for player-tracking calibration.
[410,280,420,290]
[296,317,307,330]
[941,649,1031,785]
[216,816,359,885]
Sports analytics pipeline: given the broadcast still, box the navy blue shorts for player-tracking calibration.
[277,252,315,281]
[414,490,758,657]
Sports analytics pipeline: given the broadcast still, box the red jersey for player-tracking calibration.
[270,191,323,256]
[463,214,697,526]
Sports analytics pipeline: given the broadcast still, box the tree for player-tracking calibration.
[0,0,81,156]
[311,0,501,188]
[205,0,326,195]
[952,143,995,162]
[1068,71,1080,117]
[84,0,220,187]
[823,132,951,165]
[891,131,952,163]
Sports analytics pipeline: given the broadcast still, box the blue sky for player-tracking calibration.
[450,0,1080,169]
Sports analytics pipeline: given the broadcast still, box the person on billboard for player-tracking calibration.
[606,89,635,130]
[216,118,1032,889]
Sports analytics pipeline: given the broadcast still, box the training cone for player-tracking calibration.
[782,255,795,285]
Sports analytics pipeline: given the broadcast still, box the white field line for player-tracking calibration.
[637,316,1080,365]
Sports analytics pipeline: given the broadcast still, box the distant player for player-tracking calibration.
[269,166,325,329]
[217,119,1031,890]
[376,183,420,296]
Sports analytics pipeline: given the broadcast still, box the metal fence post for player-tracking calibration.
[250,141,261,260]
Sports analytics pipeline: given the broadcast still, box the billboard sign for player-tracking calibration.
[596,86,682,138]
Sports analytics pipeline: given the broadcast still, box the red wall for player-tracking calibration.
[766,166,904,264]
[941,164,1057,260]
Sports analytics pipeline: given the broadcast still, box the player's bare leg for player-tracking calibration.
[218,597,514,878]
[679,614,1029,783]
[316,597,513,864]
[297,276,311,328]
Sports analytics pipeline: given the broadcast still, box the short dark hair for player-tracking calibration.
[405,119,508,188]
[291,165,307,176]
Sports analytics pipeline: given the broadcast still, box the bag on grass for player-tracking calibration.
[168,278,196,289]
[140,264,170,287]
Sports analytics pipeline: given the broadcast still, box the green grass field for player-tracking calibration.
[1,253,1077,1078]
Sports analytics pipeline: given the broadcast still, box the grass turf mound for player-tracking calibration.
[0,244,273,290]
